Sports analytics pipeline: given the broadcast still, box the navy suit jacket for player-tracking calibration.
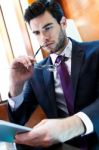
[8,39,99,149]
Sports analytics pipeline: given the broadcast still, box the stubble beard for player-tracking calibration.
[51,29,67,54]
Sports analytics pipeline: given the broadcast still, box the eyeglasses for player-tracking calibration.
[33,44,62,72]
[1,44,62,72]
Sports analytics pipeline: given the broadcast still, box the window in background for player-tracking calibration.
[1,0,27,57]
[0,35,10,101]
[0,6,13,100]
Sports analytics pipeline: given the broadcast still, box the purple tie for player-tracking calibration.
[56,55,74,115]
[56,56,87,150]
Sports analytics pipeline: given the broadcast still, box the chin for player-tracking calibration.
[44,46,56,54]
[48,49,56,54]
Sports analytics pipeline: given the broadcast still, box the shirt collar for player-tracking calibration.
[50,39,72,64]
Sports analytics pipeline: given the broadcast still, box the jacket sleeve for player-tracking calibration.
[8,80,38,125]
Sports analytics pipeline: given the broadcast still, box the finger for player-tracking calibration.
[12,56,35,70]
[15,132,40,146]
[17,56,34,69]
[15,132,50,147]
[23,56,36,68]
[15,132,34,144]
[26,56,36,70]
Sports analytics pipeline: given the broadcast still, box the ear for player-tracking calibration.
[60,16,67,29]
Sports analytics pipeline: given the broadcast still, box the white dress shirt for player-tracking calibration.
[8,39,93,135]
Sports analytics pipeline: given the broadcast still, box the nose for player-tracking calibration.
[40,32,49,44]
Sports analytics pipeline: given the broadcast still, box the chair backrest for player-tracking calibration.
[0,101,9,121]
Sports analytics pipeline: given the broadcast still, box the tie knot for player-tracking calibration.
[55,55,68,64]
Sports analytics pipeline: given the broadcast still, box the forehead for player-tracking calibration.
[30,11,58,31]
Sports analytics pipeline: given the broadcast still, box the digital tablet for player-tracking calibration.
[0,120,32,142]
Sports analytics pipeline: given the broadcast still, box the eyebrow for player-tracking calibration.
[32,23,53,34]
[42,23,53,29]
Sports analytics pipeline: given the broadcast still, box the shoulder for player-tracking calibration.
[71,38,99,54]
[71,38,99,47]
[80,40,99,49]
[81,41,99,57]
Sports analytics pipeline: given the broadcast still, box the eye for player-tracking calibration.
[33,31,40,35]
[45,26,53,31]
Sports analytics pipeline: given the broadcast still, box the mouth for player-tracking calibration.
[43,42,54,48]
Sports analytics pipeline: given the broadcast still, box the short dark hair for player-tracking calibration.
[24,0,64,24]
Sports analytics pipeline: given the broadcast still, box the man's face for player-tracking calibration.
[30,11,67,54]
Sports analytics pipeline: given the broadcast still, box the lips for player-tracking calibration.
[43,42,54,47]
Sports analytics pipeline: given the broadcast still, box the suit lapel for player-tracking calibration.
[71,40,84,101]
[43,57,58,117]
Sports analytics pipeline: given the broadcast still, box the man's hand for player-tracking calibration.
[9,56,35,97]
[15,116,85,147]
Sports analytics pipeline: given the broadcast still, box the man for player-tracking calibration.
[8,0,99,150]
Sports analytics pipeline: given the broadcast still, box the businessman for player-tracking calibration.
[8,0,99,150]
